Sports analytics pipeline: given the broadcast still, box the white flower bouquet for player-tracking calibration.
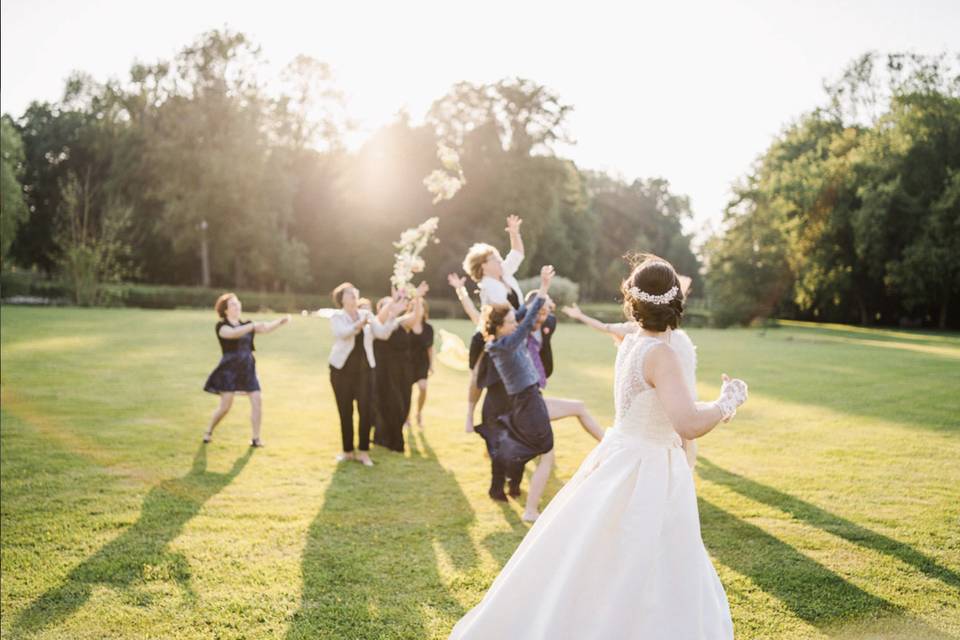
[391,216,439,295]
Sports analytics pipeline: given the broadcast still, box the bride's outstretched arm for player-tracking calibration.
[646,344,747,440]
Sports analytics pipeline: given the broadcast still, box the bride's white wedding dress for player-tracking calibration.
[450,330,734,639]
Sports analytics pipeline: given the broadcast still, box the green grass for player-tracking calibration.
[1,306,958,639]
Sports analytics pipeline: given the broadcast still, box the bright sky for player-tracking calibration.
[2,0,957,243]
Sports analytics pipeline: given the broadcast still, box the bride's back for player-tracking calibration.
[612,330,697,446]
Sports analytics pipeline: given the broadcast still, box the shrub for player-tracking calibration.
[516,275,579,307]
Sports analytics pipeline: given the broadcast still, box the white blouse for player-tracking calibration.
[328,309,397,369]
[478,249,524,307]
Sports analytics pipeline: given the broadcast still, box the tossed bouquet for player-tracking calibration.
[422,143,466,204]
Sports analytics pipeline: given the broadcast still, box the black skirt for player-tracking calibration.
[488,384,553,479]
[372,334,411,452]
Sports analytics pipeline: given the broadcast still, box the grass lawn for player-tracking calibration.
[1,306,958,639]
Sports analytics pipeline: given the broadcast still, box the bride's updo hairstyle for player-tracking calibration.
[621,253,684,331]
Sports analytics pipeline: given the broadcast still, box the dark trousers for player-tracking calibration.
[330,364,372,452]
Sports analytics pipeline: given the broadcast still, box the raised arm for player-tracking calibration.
[254,315,291,334]
[331,312,367,339]
[448,273,481,324]
[562,304,638,339]
[498,296,545,351]
[646,344,747,440]
[402,282,428,330]
[371,297,407,339]
[496,265,552,350]
[505,214,524,256]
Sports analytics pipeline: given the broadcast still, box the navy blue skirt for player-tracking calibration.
[484,384,553,479]
[203,352,261,394]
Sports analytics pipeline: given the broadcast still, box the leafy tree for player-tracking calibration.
[586,172,700,301]
[706,51,960,328]
[55,169,135,305]
[427,77,573,156]
[1,116,29,265]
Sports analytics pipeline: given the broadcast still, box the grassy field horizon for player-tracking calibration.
[2,306,958,639]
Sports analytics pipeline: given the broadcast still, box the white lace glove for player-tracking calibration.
[713,374,748,422]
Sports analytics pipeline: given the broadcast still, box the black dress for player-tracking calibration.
[410,323,434,382]
[373,328,413,452]
[203,320,260,394]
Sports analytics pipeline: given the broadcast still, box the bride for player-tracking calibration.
[449,254,748,639]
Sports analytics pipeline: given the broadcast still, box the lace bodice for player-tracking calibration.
[611,330,697,446]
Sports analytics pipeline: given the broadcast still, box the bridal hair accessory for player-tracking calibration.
[627,285,679,305]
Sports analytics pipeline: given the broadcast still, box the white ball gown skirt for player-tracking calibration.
[449,426,734,639]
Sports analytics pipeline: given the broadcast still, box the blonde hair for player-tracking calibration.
[463,243,499,283]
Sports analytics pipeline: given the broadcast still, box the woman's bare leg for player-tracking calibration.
[415,379,428,428]
[523,449,555,522]
[545,398,605,441]
[465,366,482,433]
[249,391,262,443]
[204,393,234,441]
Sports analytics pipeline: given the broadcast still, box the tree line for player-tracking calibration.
[3,34,956,329]
[0,29,699,306]
[705,52,960,329]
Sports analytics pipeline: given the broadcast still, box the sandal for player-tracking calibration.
[203,430,213,444]
[250,438,265,448]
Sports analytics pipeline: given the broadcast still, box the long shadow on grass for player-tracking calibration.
[698,457,960,591]
[284,431,479,640]
[12,445,252,635]
[699,495,955,638]
[479,462,559,568]
[729,328,960,432]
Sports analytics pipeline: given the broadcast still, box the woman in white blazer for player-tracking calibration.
[328,282,408,467]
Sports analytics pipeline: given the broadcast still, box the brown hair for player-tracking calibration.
[620,253,684,331]
[331,282,355,308]
[463,243,498,282]
[480,303,513,341]
[214,292,237,319]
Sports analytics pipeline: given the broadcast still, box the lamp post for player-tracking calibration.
[199,219,210,287]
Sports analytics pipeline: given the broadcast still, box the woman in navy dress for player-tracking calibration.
[203,292,289,447]
[482,265,556,522]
